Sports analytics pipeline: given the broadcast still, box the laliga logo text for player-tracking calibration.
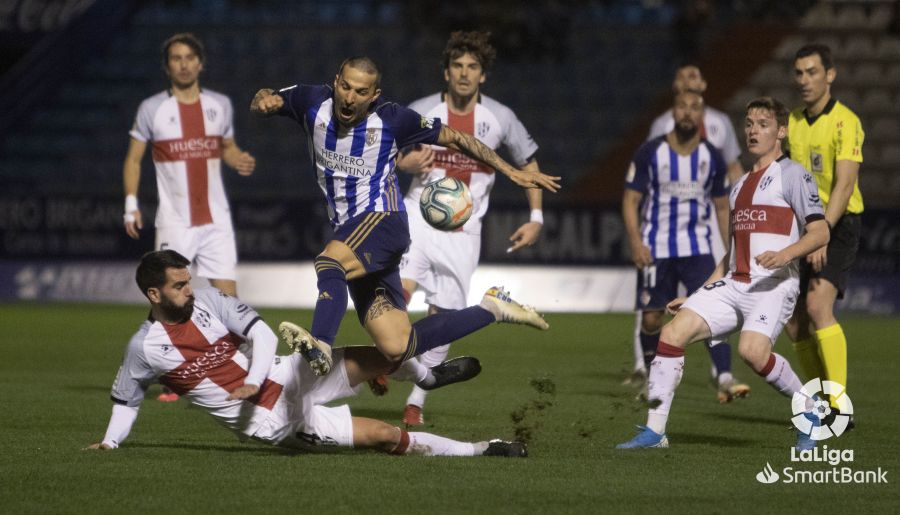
[755,379,889,485]
[791,378,853,440]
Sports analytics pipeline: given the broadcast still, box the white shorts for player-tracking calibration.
[252,350,362,451]
[681,276,799,343]
[156,224,237,281]
[400,219,480,311]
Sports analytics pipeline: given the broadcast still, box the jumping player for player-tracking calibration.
[250,57,558,377]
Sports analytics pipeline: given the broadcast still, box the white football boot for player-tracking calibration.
[480,286,549,330]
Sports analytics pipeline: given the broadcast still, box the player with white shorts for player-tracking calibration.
[122,33,256,299]
[87,250,528,458]
[617,97,830,451]
[388,31,546,426]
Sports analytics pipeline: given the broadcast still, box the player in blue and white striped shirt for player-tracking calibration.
[623,89,748,403]
[252,57,559,376]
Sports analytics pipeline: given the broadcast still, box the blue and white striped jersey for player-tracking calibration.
[276,84,443,228]
[625,136,729,259]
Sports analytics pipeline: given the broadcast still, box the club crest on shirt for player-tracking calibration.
[758,176,774,191]
[699,160,708,175]
[476,121,490,138]
[366,128,377,146]
[194,307,211,328]
[205,108,217,122]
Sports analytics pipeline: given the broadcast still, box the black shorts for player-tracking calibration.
[800,213,861,299]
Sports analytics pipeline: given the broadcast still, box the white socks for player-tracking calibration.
[405,432,476,456]
[645,343,686,435]
[761,353,802,398]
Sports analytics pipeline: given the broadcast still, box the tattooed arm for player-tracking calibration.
[436,125,560,192]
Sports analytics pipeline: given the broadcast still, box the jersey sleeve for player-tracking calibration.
[195,288,263,337]
[128,98,155,142]
[380,103,443,148]
[709,144,730,197]
[624,142,652,193]
[276,84,329,126]
[222,95,235,140]
[110,324,157,408]
[783,162,826,224]
[500,110,538,167]
[835,110,864,163]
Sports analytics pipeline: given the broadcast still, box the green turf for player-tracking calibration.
[0,303,897,513]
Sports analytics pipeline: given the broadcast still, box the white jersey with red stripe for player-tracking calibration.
[129,90,235,229]
[404,92,538,235]
[110,288,282,438]
[727,156,824,285]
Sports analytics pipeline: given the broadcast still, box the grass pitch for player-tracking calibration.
[0,303,897,513]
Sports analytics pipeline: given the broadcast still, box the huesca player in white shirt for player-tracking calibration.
[122,33,256,300]
[617,97,830,451]
[84,250,527,458]
[387,31,546,426]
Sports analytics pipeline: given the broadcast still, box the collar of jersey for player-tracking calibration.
[803,97,836,125]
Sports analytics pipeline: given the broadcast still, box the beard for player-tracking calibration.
[159,295,195,323]
[674,120,698,140]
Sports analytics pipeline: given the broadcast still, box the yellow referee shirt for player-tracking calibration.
[788,98,865,214]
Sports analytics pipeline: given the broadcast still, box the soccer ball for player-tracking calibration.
[419,177,473,231]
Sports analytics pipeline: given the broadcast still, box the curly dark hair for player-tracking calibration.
[442,30,497,71]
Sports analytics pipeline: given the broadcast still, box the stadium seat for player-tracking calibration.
[869,117,900,143]
[775,35,806,60]
[867,3,894,30]
[847,62,882,86]
[841,35,876,60]
[832,4,868,29]
[875,36,900,59]
[800,2,835,29]
[861,89,893,114]
[751,62,790,87]
[880,146,900,166]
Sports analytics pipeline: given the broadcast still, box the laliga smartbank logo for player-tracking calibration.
[754,380,889,485]
[790,378,853,440]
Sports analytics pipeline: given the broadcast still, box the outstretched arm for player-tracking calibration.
[436,125,560,192]
[84,403,140,450]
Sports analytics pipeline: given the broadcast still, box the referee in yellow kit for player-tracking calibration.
[785,43,864,421]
